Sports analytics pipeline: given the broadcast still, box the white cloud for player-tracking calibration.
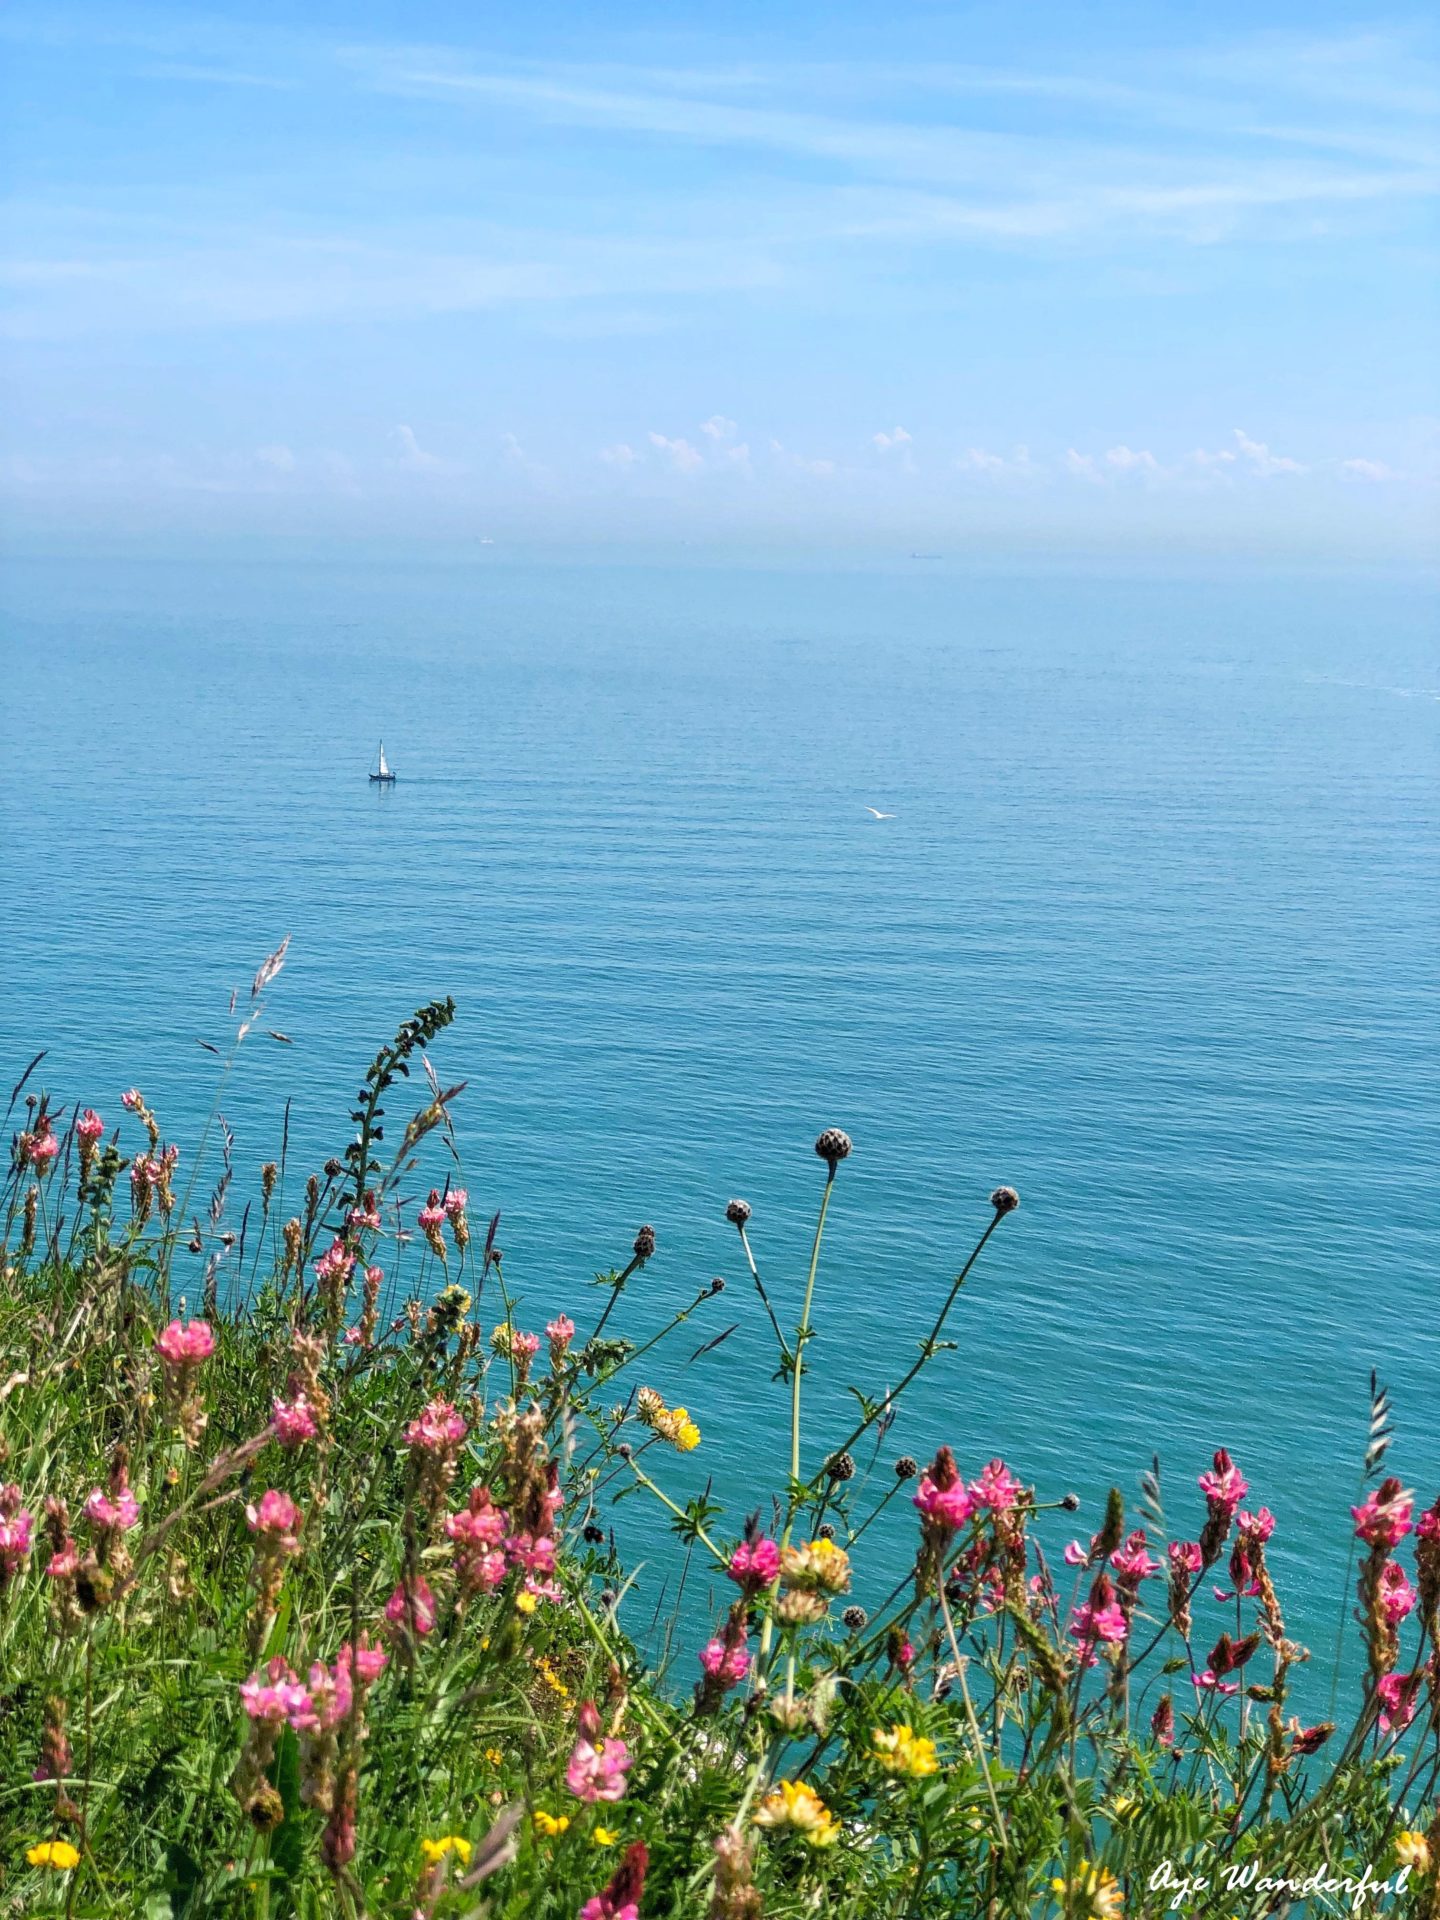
[1341,456,1395,481]
[1232,427,1305,475]
[599,441,641,468]
[957,444,1034,477]
[255,443,295,472]
[1065,448,1101,481]
[1104,444,1160,473]
[873,426,912,450]
[648,430,704,473]
[700,414,738,441]
[393,423,443,472]
[724,441,752,470]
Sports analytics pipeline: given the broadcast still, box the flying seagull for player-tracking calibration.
[865,806,896,819]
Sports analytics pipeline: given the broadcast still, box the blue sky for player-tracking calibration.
[2,1,1437,554]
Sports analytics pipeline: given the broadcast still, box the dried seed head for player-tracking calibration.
[894,1455,919,1480]
[990,1185,1020,1214]
[814,1128,853,1167]
[709,1276,726,1294]
[1061,1491,1081,1512]
[826,1451,856,1483]
[841,1605,868,1631]
[725,1198,752,1228]
[632,1225,657,1262]
[816,1522,837,1541]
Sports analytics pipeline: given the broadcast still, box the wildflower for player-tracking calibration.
[0,1486,34,1588]
[970,1458,1021,1511]
[1050,1861,1123,1918]
[420,1835,473,1866]
[814,1128,852,1167]
[1376,1670,1422,1733]
[1379,1562,1418,1625]
[872,1723,940,1778]
[1287,1718,1334,1754]
[534,1810,570,1838]
[842,1604,868,1630]
[385,1576,437,1639]
[444,1187,470,1250]
[755,1780,840,1847]
[1237,1506,1276,1542]
[547,1315,576,1361]
[1150,1695,1175,1747]
[1190,1670,1240,1696]
[593,1827,619,1847]
[826,1451,856,1482]
[240,1658,312,1727]
[1353,1479,1414,1548]
[1110,1532,1161,1585]
[404,1398,468,1453]
[76,1108,105,1143]
[245,1489,302,1548]
[271,1395,320,1448]
[1395,1832,1431,1872]
[780,1537,851,1595]
[579,1840,648,1920]
[156,1317,215,1365]
[26,1840,80,1871]
[83,1483,140,1532]
[711,1824,761,1920]
[418,1193,448,1258]
[1070,1574,1128,1664]
[567,1703,632,1804]
[121,1087,143,1111]
[699,1637,751,1687]
[914,1447,975,1533]
[1064,1540,1088,1566]
[20,1123,59,1169]
[485,1747,504,1766]
[894,1455,919,1479]
[1198,1447,1248,1516]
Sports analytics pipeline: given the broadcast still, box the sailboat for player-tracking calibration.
[369,742,397,784]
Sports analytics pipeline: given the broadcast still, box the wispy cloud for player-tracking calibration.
[648,431,704,473]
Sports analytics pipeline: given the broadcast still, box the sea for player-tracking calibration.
[2,546,1436,1678]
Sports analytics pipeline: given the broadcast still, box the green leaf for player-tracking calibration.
[268,1724,305,1909]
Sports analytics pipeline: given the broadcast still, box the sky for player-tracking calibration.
[2,1,1438,556]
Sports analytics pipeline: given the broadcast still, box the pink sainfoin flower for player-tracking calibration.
[1352,1479,1414,1548]
[271,1396,320,1448]
[156,1317,216,1367]
[240,1657,313,1728]
[1378,1562,1418,1626]
[1151,1696,1176,1746]
[1111,1531,1161,1584]
[1198,1448,1249,1518]
[0,1486,34,1586]
[506,1531,556,1576]
[443,1187,468,1218]
[727,1533,781,1593]
[314,1238,355,1284]
[1238,1507,1276,1543]
[21,1125,59,1168]
[1191,1669,1241,1696]
[337,1638,389,1687]
[1419,1505,1440,1543]
[547,1315,576,1361]
[76,1108,105,1143]
[418,1194,448,1258]
[246,1489,303,1552]
[914,1448,975,1533]
[567,1701,633,1803]
[1063,1540,1088,1566]
[512,1330,541,1359]
[969,1459,1021,1512]
[404,1398,468,1453]
[1070,1595,1128,1656]
[1376,1670,1421,1733]
[579,1842,649,1920]
[446,1486,509,1548]
[384,1576,437,1638]
[121,1088,144,1111]
[1170,1540,1203,1575]
[699,1638,751,1687]
[84,1483,140,1532]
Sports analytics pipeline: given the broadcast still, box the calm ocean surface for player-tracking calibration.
[2,549,1436,1668]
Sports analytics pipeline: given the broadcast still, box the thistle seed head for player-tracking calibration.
[894,1455,919,1480]
[990,1185,1020,1215]
[725,1198,752,1228]
[826,1451,856,1483]
[632,1224,657,1262]
[814,1129,853,1168]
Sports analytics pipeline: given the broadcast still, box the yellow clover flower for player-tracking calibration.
[754,1779,840,1848]
[593,1827,620,1847]
[533,1810,571,1838]
[779,1538,851,1595]
[1050,1861,1124,1918]
[27,1841,81,1871]
[1396,1831,1431,1873]
[872,1723,940,1778]
[420,1835,473,1867]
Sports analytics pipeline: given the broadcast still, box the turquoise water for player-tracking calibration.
[2,550,1436,1666]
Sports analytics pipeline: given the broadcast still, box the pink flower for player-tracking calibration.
[1352,1481,1414,1548]
[969,1459,1021,1512]
[271,1396,320,1448]
[22,1127,59,1167]
[245,1489,302,1550]
[506,1532,556,1576]
[0,1487,34,1583]
[1376,1670,1421,1733]
[1151,1696,1176,1746]
[1198,1448,1248,1518]
[1063,1540,1087,1566]
[121,1088,144,1111]
[699,1638,751,1687]
[1070,1598,1128,1651]
[76,1109,105,1142]
[567,1708,632,1803]
[336,1638,389,1686]
[1110,1531,1161,1583]
[417,1202,446,1230]
[1379,1562,1418,1625]
[404,1398,468,1453]
[546,1315,576,1357]
[913,1473,975,1533]
[313,1239,355,1284]
[1237,1507,1275,1542]
[84,1486,140,1532]
[384,1576,437,1638]
[512,1330,541,1360]
[446,1486,509,1549]
[1169,1540,1203,1575]
[896,1638,915,1671]
[1418,1506,1440,1543]
[578,1842,648,1920]
[1191,1670,1241,1696]
[444,1188,468,1217]
[156,1318,216,1367]
[727,1535,780,1592]
[240,1658,312,1727]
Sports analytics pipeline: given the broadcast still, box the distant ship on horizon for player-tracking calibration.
[369,742,397,784]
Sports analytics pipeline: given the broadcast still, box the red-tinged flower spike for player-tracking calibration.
[1150,1695,1175,1747]
[579,1841,648,1920]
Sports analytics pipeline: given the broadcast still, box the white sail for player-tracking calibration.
[377,743,390,778]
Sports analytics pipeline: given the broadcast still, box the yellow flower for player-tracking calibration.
[484,1746,505,1767]
[754,1779,840,1848]
[593,1827,619,1847]
[26,1841,81,1871]
[779,1538,851,1595]
[533,1810,571,1838]
[515,1590,538,1615]
[420,1835,474,1866]
[1050,1861,1124,1918]
[670,1407,702,1451]
[872,1723,940,1778]
[1396,1831,1432,1872]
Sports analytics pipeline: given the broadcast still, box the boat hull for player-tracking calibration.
[369,772,397,783]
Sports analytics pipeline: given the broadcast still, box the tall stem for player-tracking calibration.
[787,1170,835,1532]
